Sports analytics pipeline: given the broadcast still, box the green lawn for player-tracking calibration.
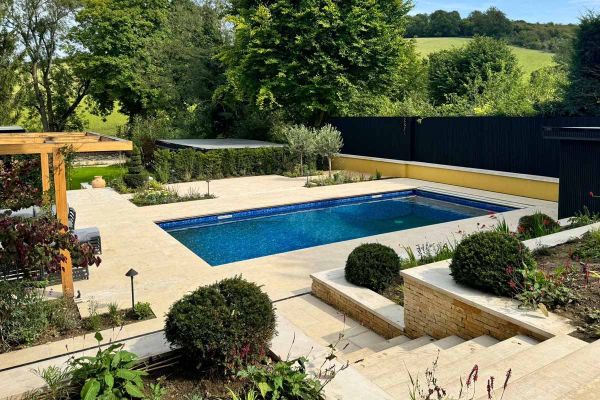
[68,165,126,190]
[84,107,128,135]
[414,37,556,77]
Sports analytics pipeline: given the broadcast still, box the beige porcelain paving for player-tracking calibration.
[0,176,556,372]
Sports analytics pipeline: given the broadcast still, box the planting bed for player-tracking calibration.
[534,238,600,342]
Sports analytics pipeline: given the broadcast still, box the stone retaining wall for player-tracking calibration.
[403,278,546,341]
[312,279,403,339]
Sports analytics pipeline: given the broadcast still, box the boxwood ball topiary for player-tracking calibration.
[164,276,276,373]
[450,231,536,296]
[345,243,400,293]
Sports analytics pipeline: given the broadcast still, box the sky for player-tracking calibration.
[410,0,600,24]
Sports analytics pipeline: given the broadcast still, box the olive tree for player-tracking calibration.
[315,124,343,177]
[282,124,316,176]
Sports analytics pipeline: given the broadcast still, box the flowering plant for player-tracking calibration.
[0,215,101,279]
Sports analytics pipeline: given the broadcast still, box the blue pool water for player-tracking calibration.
[160,190,513,266]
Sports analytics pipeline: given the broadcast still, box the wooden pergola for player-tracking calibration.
[0,132,133,297]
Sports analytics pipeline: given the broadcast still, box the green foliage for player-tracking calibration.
[69,333,149,399]
[565,12,600,115]
[127,114,180,164]
[130,183,214,207]
[569,206,600,228]
[107,302,123,326]
[220,0,414,124]
[399,242,455,269]
[0,281,48,352]
[428,36,520,105]
[132,302,154,320]
[164,276,276,373]
[155,147,287,183]
[124,146,147,189]
[237,358,323,400]
[281,125,317,176]
[572,228,600,262]
[308,171,372,187]
[345,243,400,293]
[450,231,536,296]
[314,124,343,177]
[0,26,24,125]
[517,212,560,239]
[73,0,170,118]
[45,297,80,333]
[512,263,574,310]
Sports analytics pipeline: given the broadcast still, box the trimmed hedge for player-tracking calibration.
[450,231,536,296]
[164,276,276,373]
[152,147,290,183]
[345,243,400,293]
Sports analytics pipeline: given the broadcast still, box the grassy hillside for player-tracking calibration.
[414,37,556,77]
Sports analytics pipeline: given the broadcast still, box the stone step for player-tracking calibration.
[464,335,589,400]
[561,376,600,400]
[341,335,412,363]
[369,336,498,389]
[498,339,600,400]
[357,336,437,369]
[385,335,538,399]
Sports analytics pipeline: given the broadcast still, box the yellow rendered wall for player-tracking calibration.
[333,156,558,202]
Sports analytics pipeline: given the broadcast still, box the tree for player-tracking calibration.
[467,7,512,38]
[315,124,343,177]
[4,0,88,131]
[565,12,600,115]
[428,36,520,105]
[72,0,170,119]
[405,14,429,37]
[428,10,461,37]
[282,125,316,176]
[220,0,414,125]
[0,8,24,125]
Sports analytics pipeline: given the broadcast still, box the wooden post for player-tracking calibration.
[40,152,51,192]
[53,148,74,298]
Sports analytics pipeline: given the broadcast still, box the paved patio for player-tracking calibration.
[0,175,557,370]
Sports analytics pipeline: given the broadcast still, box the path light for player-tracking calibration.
[125,268,138,310]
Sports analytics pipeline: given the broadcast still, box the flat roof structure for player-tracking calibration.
[0,126,26,133]
[156,138,285,151]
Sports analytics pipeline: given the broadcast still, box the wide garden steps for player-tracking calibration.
[498,339,600,400]
[383,335,539,398]
[340,335,412,363]
[365,335,499,389]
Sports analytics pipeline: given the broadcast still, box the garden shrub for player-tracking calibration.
[151,147,287,183]
[345,243,401,293]
[0,281,49,352]
[123,146,147,189]
[572,228,600,261]
[450,231,536,296]
[164,276,276,373]
[517,212,560,238]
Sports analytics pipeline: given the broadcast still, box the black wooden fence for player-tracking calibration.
[329,116,600,178]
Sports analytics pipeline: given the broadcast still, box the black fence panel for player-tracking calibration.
[331,116,600,178]
[328,117,413,160]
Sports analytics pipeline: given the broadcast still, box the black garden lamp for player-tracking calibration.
[125,268,138,310]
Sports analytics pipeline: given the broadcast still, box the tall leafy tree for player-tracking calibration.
[428,10,461,37]
[220,0,414,125]
[565,12,600,115]
[428,36,520,105]
[466,7,512,38]
[72,0,170,119]
[0,3,24,125]
[4,0,88,131]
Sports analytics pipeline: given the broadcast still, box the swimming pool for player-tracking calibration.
[159,190,514,266]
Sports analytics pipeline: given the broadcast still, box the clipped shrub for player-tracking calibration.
[152,149,173,183]
[164,276,276,373]
[450,231,536,296]
[517,212,560,238]
[345,243,400,293]
[123,146,147,189]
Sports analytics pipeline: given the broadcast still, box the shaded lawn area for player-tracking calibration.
[68,165,125,190]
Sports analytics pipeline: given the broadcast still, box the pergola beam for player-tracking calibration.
[0,132,133,297]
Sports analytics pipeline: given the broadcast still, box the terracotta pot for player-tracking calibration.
[91,175,106,189]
